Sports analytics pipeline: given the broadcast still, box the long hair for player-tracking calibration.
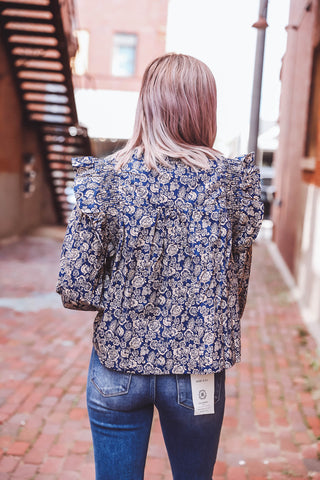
[115,53,218,170]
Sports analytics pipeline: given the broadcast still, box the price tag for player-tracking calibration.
[191,373,215,415]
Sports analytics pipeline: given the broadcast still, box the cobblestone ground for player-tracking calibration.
[0,232,320,480]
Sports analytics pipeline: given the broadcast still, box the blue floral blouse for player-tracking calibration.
[56,152,263,374]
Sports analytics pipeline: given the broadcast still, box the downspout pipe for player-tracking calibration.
[248,0,269,162]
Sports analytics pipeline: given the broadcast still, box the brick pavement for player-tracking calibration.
[0,232,320,480]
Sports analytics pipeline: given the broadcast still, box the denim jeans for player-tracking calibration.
[87,348,225,480]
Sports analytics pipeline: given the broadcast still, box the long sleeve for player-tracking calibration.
[56,203,106,310]
[228,153,264,317]
[56,155,119,311]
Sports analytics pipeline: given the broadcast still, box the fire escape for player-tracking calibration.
[0,0,91,224]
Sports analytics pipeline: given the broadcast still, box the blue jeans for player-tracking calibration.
[87,348,225,480]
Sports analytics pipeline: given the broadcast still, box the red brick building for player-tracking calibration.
[0,41,56,238]
[72,0,169,153]
[74,0,168,91]
[273,0,320,335]
[0,0,82,237]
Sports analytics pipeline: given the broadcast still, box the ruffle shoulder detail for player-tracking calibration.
[226,152,264,249]
[227,152,261,194]
[71,155,118,219]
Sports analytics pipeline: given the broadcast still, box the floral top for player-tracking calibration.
[56,152,263,374]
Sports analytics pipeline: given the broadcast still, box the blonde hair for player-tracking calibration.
[115,53,218,170]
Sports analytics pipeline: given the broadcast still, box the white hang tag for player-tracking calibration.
[191,373,215,415]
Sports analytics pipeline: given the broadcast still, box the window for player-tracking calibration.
[112,33,137,77]
[23,153,37,197]
[262,150,274,167]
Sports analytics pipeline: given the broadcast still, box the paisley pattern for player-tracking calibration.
[56,152,263,375]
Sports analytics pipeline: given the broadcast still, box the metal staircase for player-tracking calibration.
[0,0,91,224]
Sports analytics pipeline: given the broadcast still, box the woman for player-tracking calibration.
[57,53,263,480]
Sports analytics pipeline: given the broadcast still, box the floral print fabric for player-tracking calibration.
[56,152,263,374]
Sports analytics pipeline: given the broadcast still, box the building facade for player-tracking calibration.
[0,42,56,239]
[273,0,320,337]
[72,0,169,151]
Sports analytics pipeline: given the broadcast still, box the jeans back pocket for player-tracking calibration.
[90,349,132,397]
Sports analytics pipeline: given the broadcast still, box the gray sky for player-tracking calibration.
[166,0,290,151]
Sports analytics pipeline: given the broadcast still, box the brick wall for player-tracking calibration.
[273,0,318,274]
[73,0,168,91]
[302,6,320,188]
[0,43,57,239]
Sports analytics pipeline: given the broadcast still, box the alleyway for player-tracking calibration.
[0,232,320,480]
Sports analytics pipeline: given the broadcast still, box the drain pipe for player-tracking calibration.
[248,0,269,162]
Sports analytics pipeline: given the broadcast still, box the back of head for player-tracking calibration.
[116,53,218,170]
